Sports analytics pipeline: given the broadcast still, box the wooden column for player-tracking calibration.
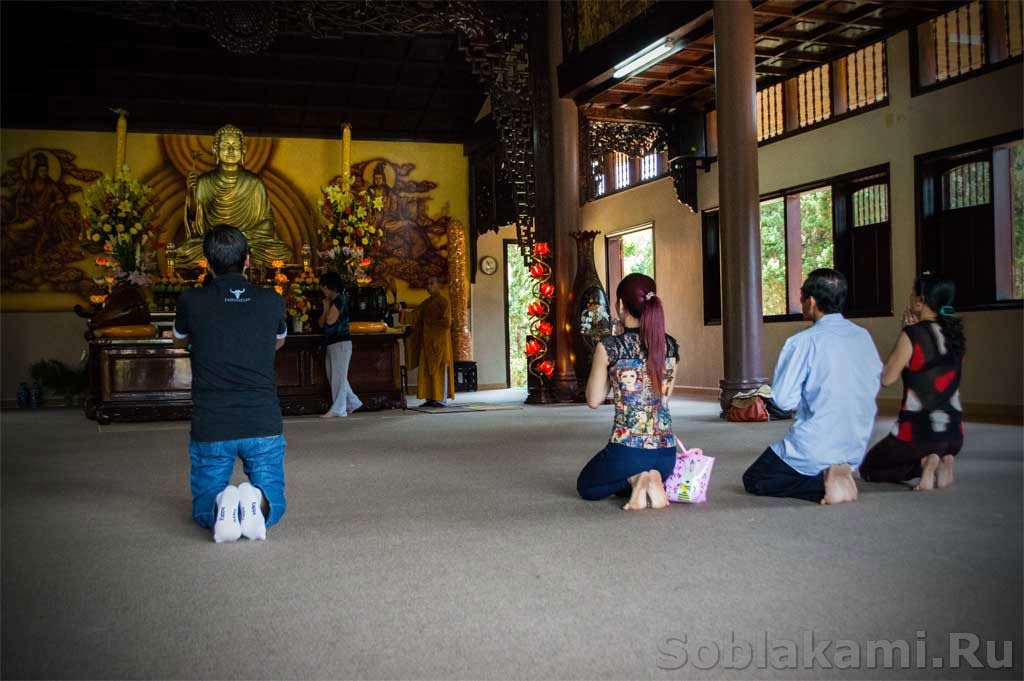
[540,0,580,402]
[713,0,767,411]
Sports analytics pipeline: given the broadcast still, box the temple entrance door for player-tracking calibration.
[504,240,532,388]
[605,223,655,303]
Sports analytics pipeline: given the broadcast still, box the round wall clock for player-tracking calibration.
[479,255,498,276]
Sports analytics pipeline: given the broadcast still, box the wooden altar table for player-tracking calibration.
[83,330,408,425]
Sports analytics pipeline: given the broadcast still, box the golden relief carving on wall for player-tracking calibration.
[329,158,455,295]
[1,149,103,300]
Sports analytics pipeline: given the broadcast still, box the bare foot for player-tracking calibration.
[915,454,940,491]
[937,455,955,489]
[624,472,651,511]
[646,469,670,509]
[822,464,858,505]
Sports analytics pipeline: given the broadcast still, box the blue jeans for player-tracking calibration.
[577,442,677,501]
[189,435,287,529]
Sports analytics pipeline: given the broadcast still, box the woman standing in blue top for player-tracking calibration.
[576,273,680,511]
[319,272,362,418]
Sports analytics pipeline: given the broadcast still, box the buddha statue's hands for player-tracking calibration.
[187,171,198,192]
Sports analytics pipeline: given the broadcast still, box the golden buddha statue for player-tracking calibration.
[176,124,293,267]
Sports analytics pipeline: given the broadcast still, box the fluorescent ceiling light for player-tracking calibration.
[613,39,675,79]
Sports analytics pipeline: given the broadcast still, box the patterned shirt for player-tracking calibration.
[891,321,963,443]
[602,329,680,449]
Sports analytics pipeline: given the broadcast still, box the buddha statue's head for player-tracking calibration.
[212,124,246,169]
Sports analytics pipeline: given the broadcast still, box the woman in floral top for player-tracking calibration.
[576,273,680,510]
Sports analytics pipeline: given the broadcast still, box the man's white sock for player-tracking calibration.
[213,485,242,543]
[238,482,267,541]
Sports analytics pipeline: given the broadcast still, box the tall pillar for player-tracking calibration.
[713,0,767,411]
[546,0,579,402]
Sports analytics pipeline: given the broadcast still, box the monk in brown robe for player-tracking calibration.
[408,276,455,407]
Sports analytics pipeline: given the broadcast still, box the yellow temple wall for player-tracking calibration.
[1,127,468,402]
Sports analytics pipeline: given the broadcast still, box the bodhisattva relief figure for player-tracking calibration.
[177,124,292,267]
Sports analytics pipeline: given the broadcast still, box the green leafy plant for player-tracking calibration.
[28,359,88,406]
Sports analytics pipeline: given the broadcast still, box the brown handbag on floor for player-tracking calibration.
[727,395,769,422]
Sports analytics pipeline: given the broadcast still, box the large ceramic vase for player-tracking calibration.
[570,231,612,396]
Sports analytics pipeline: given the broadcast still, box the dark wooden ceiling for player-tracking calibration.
[562,0,954,116]
[1,2,489,142]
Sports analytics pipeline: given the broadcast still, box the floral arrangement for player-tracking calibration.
[318,183,384,284]
[286,283,312,331]
[81,165,157,280]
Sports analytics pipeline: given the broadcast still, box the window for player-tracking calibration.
[942,161,991,209]
[914,0,1023,93]
[797,65,831,128]
[1011,141,1024,298]
[847,42,887,111]
[612,152,631,190]
[760,198,787,315]
[592,158,606,197]
[1009,0,1024,57]
[917,132,1024,308]
[706,40,888,151]
[702,165,891,324]
[934,1,986,82]
[799,187,834,280]
[640,152,660,181]
[757,83,784,142]
[587,150,668,202]
[853,184,889,227]
[607,224,655,302]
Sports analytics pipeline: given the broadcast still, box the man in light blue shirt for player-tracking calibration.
[743,269,882,505]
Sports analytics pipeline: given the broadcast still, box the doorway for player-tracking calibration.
[504,240,532,388]
[606,224,655,306]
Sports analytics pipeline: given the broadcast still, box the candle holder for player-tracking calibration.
[165,242,176,276]
[301,242,311,271]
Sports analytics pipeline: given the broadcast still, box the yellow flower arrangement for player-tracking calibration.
[317,182,384,285]
[82,165,157,278]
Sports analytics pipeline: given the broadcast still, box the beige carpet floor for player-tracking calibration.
[2,393,1021,680]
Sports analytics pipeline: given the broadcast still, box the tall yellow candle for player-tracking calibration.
[341,122,352,190]
[114,110,128,173]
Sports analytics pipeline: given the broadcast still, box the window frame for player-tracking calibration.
[910,0,1024,97]
[702,164,893,326]
[605,222,657,306]
[914,129,1024,311]
[586,150,669,203]
[706,40,891,155]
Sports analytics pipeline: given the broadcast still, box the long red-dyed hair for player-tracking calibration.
[616,273,666,394]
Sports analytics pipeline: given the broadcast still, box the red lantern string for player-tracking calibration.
[525,242,554,382]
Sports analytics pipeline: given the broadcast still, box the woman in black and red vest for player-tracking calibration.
[861,273,966,490]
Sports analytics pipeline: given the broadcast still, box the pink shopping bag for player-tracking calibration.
[664,441,715,503]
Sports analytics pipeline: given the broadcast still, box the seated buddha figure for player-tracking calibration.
[177,124,293,267]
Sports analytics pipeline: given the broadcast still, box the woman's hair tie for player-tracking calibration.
[645,291,655,301]
[939,305,955,316]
